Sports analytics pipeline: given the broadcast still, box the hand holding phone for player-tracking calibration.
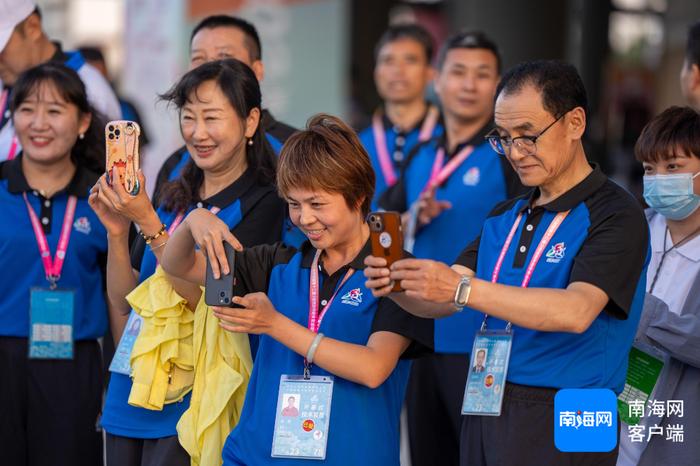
[205,242,242,307]
[106,120,141,195]
[368,211,404,292]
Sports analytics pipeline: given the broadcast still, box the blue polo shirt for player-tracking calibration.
[380,125,524,353]
[358,107,443,209]
[221,240,433,465]
[455,164,649,393]
[101,169,285,439]
[0,156,108,340]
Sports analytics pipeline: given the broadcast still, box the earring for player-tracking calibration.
[247,138,253,146]
[79,133,85,140]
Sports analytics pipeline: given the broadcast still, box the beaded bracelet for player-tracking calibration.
[140,224,167,244]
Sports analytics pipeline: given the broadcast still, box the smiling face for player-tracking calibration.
[285,187,365,251]
[434,48,499,123]
[494,84,585,188]
[12,80,91,166]
[374,37,433,105]
[179,79,258,175]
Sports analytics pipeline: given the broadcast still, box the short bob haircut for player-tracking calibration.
[635,106,700,164]
[277,114,375,217]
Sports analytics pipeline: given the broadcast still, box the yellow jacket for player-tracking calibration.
[177,292,253,466]
[127,266,195,410]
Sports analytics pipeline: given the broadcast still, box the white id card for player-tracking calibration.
[29,288,74,359]
[271,375,334,460]
[461,330,513,416]
[109,311,143,375]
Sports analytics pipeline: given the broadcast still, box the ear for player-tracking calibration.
[244,107,261,139]
[424,65,436,83]
[433,69,444,98]
[23,13,43,42]
[251,60,264,83]
[78,112,92,138]
[566,107,586,140]
[691,64,700,92]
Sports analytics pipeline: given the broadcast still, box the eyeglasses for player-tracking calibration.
[485,111,570,156]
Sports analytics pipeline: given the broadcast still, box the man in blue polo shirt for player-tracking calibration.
[358,24,442,209]
[366,60,649,465]
[380,31,522,466]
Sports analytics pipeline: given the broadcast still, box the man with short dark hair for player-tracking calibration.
[0,0,121,160]
[380,30,523,466]
[680,21,700,110]
[367,60,649,465]
[358,24,442,208]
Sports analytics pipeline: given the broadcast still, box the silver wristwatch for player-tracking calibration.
[453,275,472,311]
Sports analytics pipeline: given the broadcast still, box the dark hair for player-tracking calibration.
[277,114,375,217]
[496,60,588,119]
[374,23,433,63]
[78,46,105,64]
[10,63,105,174]
[190,15,261,61]
[686,21,700,66]
[635,106,700,163]
[159,59,276,213]
[436,30,501,73]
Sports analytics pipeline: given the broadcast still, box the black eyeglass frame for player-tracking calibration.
[485,109,572,156]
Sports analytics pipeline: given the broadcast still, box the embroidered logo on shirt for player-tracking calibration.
[73,217,91,235]
[463,167,480,186]
[340,288,363,306]
[546,242,566,263]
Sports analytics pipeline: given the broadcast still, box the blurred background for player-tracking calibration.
[37,0,700,197]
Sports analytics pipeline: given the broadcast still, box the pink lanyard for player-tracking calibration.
[372,104,439,187]
[308,249,354,333]
[482,209,570,331]
[424,144,474,193]
[23,192,78,288]
[0,90,18,161]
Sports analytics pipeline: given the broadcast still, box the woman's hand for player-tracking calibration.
[184,208,243,278]
[364,255,394,298]
[89,182,130,237]
[213,292,282,335]
[95,168,160,232]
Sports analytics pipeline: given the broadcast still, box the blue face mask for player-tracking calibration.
[643,172,700,220]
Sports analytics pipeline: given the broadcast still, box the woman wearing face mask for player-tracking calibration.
[0,63,107,466]
[616,106,700,466]
[161,114,433,465]
[93,59,285,466]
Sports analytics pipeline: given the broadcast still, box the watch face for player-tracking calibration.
[456,278,471,305]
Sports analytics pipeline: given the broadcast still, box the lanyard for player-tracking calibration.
[425,144,474,193]
[305,249,353,375]
[167,205,221,236]
[481,209,570,331]
[23,192,78,288]
[649,225,700,293]
[372,104,439,187]
[0,90,18,161]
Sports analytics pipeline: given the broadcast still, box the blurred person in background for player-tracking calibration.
[680,21,700,112]
[0,0,121,161]
[357,24,442,209]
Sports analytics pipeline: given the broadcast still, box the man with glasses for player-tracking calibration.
[367,60,649,465]
[379,30,522,466]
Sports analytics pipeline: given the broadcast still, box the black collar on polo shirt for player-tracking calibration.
[201,167,257,210]
[437,120,494,159]
[380,103,436,134]
[520,163,607,213]
[300,238,372,271]
[49,42,69,63]
[3,153,96,198]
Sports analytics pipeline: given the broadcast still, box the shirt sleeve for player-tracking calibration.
[569,203,649,319]
[232,189,286,247]
[371,298,434,359]
[454,235,481,271]
[233,243,297,296]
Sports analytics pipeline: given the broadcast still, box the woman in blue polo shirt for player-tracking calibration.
[0,63,107,466]
[162,114,433,465]
[91,59,285,466]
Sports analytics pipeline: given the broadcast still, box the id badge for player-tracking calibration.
[109,311,143,375]
[271,375,334,460]
[461,330,513,416]
[29,288,74,359]
[617,341,667,425]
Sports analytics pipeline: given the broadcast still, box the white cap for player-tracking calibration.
[0,0,36,53]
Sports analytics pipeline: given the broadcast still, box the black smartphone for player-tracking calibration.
[204,242,240,307]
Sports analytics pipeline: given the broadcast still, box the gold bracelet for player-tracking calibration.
[149,240,168,251]
[140,224,167,244]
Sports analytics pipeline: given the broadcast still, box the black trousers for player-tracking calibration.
[460,383,620,466]
[105,433,190,466]
[406,352,470,466]
[0,336,103,466]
